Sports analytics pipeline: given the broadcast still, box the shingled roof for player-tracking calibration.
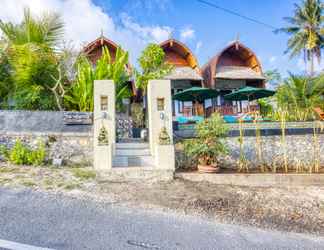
[164,66,203,80]
[216,66,265,80]
[201,41,264,88]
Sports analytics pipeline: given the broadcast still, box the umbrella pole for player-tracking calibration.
[247,95,251,113]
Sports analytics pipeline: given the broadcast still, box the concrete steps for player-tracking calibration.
[113,143,154,167]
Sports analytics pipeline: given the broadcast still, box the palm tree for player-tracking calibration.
[276,74,324,120]
[277,0,324,75]
[0,8,65,110]
[0,7,64,48]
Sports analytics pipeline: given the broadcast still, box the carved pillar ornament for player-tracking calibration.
[158,126,171,145]
[98,125,109,145]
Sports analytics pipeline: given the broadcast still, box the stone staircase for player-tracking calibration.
[113,142,154,168]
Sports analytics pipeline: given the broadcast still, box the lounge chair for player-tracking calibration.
[223,114,253,123]
[314,107,324,120]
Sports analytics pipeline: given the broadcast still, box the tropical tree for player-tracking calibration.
[0,7,65,110]
[275,74,324,120]
[64,46,130,112]
[276,0,324,75]
[8,44,59,110]
[264,69,282,89]
[135,43,173,93]
[0,8,64,48]
[0,44,12,107]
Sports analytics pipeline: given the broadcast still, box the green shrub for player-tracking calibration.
[184,113,229,166]
[6,140,46,166]
[9,140,30,165]
[26,141,46,166]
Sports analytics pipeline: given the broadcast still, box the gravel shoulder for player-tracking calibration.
[1,163,324,236]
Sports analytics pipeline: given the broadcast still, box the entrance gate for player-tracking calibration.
[116,114,134,141]
[93,79,175,172]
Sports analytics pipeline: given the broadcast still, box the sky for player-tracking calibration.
[0,0,322,76]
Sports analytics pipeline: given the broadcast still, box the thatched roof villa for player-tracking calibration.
[83,36,266,116]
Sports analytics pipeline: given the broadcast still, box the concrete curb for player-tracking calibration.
[176,172,324,187]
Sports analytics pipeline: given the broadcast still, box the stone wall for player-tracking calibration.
[224,134,324,168]
[1,111,323,168]
[0,111,92,166]
[0,132,93,166]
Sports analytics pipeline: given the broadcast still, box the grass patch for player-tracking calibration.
[0,166,20,173]
[0,178,12,185]
[71,168,96,180]
[21,180,36,187]
[63,182,81,190]
[42,178,54,186]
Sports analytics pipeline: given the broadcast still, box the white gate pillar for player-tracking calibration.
[93,80,115,170]
[147,80,175,170]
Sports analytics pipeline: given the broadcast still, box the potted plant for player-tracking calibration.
[131,103,145,138]
[184,113,229,173]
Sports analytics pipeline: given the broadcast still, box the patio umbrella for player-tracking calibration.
[173,87,219,102]
[224,86,275,112]
[173,87,219,115]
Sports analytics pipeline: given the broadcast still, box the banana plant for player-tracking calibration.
[64,46,131,111]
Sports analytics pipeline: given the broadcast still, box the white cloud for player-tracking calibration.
[0,0,173,65]
[120,14,172,43]
[180,27,195,42]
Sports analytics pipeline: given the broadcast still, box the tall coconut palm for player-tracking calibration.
[0,8,64,48]
[277,0,324,75]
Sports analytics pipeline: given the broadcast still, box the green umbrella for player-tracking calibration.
[224,86,276,112]
[224,87,275,101]
[173,87,219,116]
[173,87,219,102]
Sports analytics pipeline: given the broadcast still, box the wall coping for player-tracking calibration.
[0,131,92,137]
[177,172,324,187]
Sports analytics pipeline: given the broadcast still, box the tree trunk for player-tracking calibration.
[310,52,315,76]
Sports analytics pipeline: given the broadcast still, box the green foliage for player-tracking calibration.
[184,113,229,166]
[0,7,65,110]
[258,98,273,117]
[65,46,130,111]
[4,140,46,166]
[0,8,64,48]
[27,141,46,166]
[8,44,58,110]
[276,0,324,74]
[275,74,324,121]
[8,140,30,165]
[131,102,144,127]
[64,57,94,112]
[135,43,173,93]
[139,43,166,73]
[0,45,13,107]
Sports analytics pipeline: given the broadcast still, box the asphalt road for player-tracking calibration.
[0,188,324,250]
